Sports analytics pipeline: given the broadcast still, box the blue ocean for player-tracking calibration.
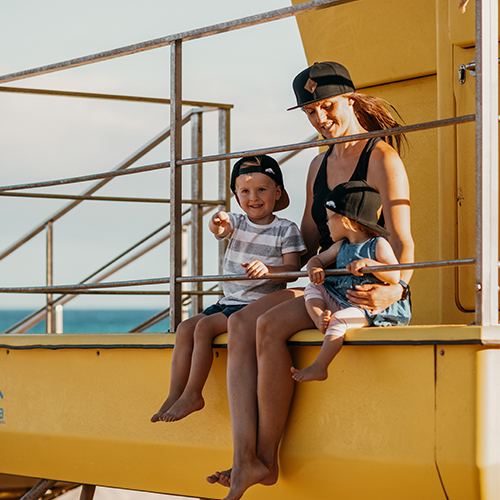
[0,310,170,334]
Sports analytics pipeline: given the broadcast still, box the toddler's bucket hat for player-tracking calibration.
[288,61,355,110]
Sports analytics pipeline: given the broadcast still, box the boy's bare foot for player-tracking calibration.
[163,393,205,422]
[291,364,328,382]
[315,309,331,334]
[206,468,231,486]
[222,458,269,500]
[151,395,180,422]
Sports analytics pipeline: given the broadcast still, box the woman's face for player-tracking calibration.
[301,95,354,139]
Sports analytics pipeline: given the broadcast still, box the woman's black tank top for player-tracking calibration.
[311,137,383,252]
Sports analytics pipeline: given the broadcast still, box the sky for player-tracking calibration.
[0,0,317,312]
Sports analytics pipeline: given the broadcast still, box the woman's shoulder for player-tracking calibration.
[370,139,402,161]
[367,140,408,185]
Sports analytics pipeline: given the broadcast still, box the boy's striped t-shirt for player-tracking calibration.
[218,213,306,306]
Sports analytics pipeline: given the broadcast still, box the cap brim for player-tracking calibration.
[287,90,354,111]
[356,220,391,238]
[287,99,318,111]
[274,189,290,211]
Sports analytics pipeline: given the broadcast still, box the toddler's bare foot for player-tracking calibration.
[151,395,180,422]
[291,364,328,382]
[314,309,331,334]
[163,392,205,422]
[207,468,231,487]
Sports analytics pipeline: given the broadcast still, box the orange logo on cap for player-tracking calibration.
[304,78,318,93]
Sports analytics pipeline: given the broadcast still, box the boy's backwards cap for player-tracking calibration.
[230,155,290,211]
[325,180,390,238]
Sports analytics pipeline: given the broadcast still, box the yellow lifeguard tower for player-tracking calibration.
[0,1,499,499]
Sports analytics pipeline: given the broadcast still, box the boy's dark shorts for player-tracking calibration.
[202,303,247,318]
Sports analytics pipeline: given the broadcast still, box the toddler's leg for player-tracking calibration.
[151,313,207,422]
[292,305,368,382]
[305,297,332,334]
[303,283,333,334]
[164,312,228,421]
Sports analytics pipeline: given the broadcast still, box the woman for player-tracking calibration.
[207,61,414,500]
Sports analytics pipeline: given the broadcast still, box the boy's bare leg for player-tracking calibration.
[151,314,206,422]
[221,293,314,500]
[164,313,228,422]
[292,307,368,382]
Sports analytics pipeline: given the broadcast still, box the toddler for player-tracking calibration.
[291,180,411,382]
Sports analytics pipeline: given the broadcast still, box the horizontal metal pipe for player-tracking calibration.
[0,112,193,261]
[0,115,476,193]
[0,191,224,205]
[0,0,355,85]
[0,86,233,108]
[0,289,220,296]
[0,258,476,293]
[178,258,476,282]
[177,114,477,167]
[5,205,209,332]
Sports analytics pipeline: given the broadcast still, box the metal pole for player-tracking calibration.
[79,486,96,500]
[218,109,231,276]
[46,221,54,334]
[475,0,499,326]
[55,304,63,333]
[19,480,57,500]
[169,39,183,331]
[191,111,203,314]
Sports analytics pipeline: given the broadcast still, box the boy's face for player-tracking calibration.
[234,172,282,225]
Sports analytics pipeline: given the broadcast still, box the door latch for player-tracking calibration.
[459,58,500,84]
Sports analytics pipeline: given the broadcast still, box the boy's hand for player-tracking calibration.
[213,211,230,227]
[347,258,374,276]
[308,266,325,284]
[242,260,269,279]
[211,211,231,234]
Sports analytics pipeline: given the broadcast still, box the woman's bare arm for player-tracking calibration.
[367,141,414,283]
[347,142,414,311]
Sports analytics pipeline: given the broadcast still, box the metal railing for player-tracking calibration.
[0,0,497,332]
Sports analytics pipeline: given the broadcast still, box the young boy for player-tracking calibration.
[152,155,305,422]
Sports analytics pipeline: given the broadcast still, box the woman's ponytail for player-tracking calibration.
[349,93,407,154]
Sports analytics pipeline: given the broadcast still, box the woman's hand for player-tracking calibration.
[346,282,403,314]
[242,260,269,279]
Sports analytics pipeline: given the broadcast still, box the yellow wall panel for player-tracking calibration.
[292,0,436,88]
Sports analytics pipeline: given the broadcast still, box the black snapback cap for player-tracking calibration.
[325,180,390,238]
[288,61,355,111]
[230,155,290,211]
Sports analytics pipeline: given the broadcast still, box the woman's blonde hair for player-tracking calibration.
[348,92,407,155]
